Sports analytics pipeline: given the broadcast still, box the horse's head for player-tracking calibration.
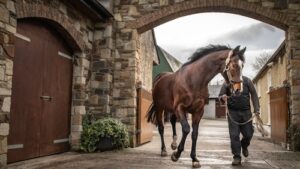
[221,45,246,94]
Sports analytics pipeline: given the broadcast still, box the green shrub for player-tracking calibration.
[80,117,129,152]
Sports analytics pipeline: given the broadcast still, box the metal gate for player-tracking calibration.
[8,20,72,163]
[137,87,153,145]
[270,87,288,144]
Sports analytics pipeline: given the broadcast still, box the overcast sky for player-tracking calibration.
[154,13,285,84]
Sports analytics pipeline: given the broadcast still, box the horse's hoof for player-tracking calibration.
[171,152,178,162]
[171,142,177,150]
[161,150,168,157]
[192,161,201,168]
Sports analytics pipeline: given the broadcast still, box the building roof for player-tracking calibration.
[252,41,285,83]
[69,0,113,22]
[157,46,182,72]
[208,84,222,98]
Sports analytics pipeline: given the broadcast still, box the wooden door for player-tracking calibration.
[137,87,153,145]
[8,20,72,163]
[270,87,288,143]
[216,99,226,118]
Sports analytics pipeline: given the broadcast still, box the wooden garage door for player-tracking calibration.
[8,20,73,163]
[270,87,288,144]
[137,87,153,145]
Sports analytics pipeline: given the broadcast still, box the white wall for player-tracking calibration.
[203,99,216,119]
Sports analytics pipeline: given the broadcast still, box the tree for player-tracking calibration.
[251,51,272,71]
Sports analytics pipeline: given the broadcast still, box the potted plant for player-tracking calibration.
[80,117,129,152]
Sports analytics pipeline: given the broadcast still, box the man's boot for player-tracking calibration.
[242,147,249,157]
[232,157,241,166]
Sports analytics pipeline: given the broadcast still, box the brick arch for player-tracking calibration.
[127,0,290,33]
[16,2,85,52]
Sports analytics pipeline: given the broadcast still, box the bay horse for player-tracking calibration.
[147,45,246,168]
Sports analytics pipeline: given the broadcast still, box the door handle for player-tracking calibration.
[40,95,53,101]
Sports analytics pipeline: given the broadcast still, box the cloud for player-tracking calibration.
[207,23,285,50]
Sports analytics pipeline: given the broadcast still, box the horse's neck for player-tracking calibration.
[195,54,225,85]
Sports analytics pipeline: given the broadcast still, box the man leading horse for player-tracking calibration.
[219,54,260,166]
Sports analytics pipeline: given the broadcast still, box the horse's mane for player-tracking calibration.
[182,45,231,67]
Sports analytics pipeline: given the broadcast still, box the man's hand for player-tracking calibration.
[221,94,228,102]
[254,112,260,116]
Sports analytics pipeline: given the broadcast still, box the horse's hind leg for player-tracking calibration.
[171,105,190,162]
[170,114,177,150]
[190,112,202,168]
[157,110,167,156]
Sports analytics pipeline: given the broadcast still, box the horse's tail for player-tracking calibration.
[146,102,157,124]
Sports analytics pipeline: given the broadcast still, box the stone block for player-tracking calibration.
[94,30,103,41]
[90,81,100,89]
[78,58,90,69]
[3,44,14,58]
[6,0,15,13]
[5,59,12,75]
[59,3,67,14]
[5,24,16,34]
[0,65,4,81]
[124,40,136,51]
[71,125,83,132]
[1,97,10,112]
[159,0,169,6]
[289,3,300,10]
[99,81,110,90]
[75,77,86,85]
[0,153,6,168]
[71,114,82,126]
[70,131,81,140]
[262,1,274,8]
[117,21,126,29]
[0,5,9,23]
[73,106,86,115]
[73,66,84,77]
[0,123,9,136]
[128,5,140,16]
[116,108,128,118]
[0,88,11,95]
[100,49,111,58]
[89,95,99,105]
[114,13,122,21]
[126,98,136,107]
[0,136,7,154]
[104,25,112,38]
[113,89,120,97]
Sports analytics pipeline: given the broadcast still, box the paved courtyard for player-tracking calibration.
[8,119,300,169]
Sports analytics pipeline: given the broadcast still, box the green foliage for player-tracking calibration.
[80,117,129,152]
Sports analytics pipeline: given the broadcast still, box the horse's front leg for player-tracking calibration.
[171,105,190,162]
[190,112,202,168]
[170,114,177,150]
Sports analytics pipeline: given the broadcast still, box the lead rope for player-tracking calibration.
[226,106,269,136]
[226,107,255,126]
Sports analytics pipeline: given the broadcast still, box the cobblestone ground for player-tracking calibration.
[8,119,300,169]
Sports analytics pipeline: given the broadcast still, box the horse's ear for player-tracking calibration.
[239,47,246,56]
[233,45,240,53]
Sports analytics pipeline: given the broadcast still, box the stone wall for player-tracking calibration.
[0,0,15,166]
[138,30,156,91]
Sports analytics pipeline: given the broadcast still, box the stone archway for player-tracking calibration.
[114,0,300,150]
[16,2,86,51]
